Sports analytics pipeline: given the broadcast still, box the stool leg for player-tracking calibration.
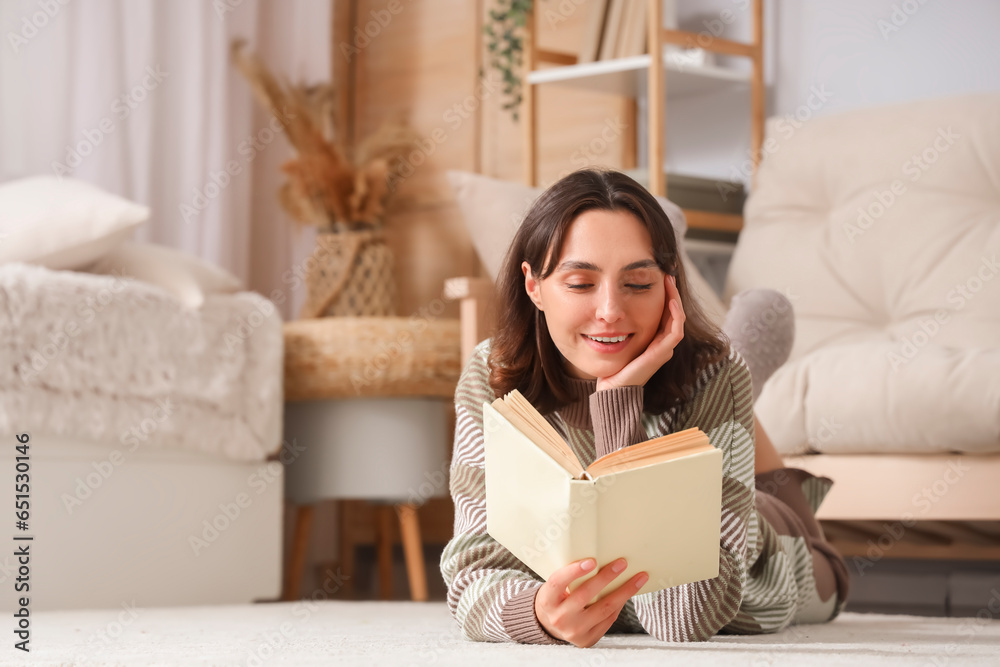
[395,503,428,602]
[375,504,395,600]
[283,504,314,601]
[338,500,357,599]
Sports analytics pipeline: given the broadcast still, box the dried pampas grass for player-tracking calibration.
[231,39,419,232]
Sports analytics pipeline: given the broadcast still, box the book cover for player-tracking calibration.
[615,0,637,59]
[597,0,626,61]
[619,0,648,58]
[483,397,723,603]
[578,0,610,64]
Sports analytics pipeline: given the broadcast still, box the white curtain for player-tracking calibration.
[0,0,330,319]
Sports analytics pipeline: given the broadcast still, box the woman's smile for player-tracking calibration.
[581,332,633,353]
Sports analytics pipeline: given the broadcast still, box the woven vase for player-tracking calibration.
[300,229,397,318]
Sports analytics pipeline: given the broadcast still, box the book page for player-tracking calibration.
[585,427,713,478]
[491,391,585,478]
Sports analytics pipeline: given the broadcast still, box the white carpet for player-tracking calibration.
[4,601,998,666]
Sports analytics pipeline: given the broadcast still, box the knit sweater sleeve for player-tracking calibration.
[590,385,647,458]
[438,342,567,645]
[627,349,757,641]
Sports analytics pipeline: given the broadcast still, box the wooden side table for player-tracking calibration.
[281,317,461,602]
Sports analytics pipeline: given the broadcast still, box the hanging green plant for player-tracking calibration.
[482,0,533,122]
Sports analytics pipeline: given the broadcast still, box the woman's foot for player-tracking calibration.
[722,288,795,402]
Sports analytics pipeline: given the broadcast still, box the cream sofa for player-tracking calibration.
[447,92,1000,561]
[725,92,1000,559]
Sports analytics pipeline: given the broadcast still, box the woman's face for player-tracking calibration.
[522,208,667,380]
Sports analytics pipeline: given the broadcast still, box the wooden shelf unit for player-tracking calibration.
[521,0,765,232]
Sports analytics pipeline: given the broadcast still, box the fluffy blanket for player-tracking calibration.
[0,263,282,462]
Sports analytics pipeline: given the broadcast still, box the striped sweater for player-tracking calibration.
[440,339,848,644]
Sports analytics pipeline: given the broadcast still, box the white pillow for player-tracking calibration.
[85,241,243,309]
[445,170,727,327]
[0,176,148,269]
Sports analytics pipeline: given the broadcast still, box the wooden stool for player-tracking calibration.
[279,317,461,603]
[283,500,427,601]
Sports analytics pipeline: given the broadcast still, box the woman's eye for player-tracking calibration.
[626,283,654,291]
[566,284,592,290]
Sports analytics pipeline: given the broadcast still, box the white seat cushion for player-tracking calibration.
[726,93,1000,455]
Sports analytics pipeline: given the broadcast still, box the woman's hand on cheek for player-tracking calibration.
[595,274,685,391]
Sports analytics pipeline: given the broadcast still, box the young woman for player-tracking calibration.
[440,168,849,648]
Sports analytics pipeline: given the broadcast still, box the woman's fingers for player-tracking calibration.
[543,557,596,600]
[647,275,685,365]
[580,569,648,624]
[668,298,685,343]
[537,558,647,648]
[660,275,685,341]
[658,274,674,330]
[577,605,627,648]
[542,557,635,612]
[567,558,631,607]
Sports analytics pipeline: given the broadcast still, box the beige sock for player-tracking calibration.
[722,288,795,402]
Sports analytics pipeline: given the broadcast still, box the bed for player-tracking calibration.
[0,258,285,611]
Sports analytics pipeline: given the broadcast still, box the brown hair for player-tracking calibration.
[488,168,729,415]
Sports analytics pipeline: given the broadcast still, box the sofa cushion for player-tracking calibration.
[446,170,727,328]
[725,93,1000,455]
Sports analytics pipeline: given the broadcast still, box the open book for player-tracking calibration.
[483,389,723,603]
